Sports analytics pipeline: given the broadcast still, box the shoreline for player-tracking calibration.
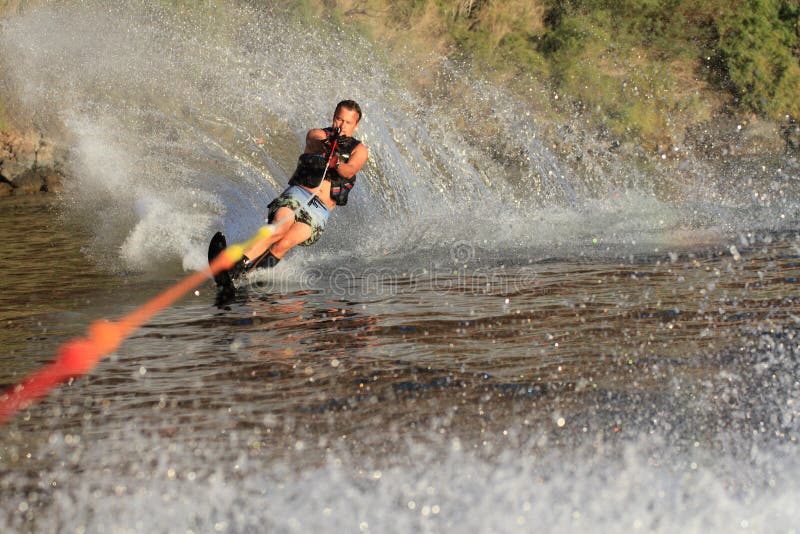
[0,129,66,197]
[1,119,797,202]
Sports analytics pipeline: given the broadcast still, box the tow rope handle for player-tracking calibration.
[315,126,340,190]
[327,126,341,161]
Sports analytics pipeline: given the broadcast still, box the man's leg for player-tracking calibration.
[269,221,313,259]
[243,206,295,260]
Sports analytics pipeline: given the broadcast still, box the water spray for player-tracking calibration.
[0,129,343,425]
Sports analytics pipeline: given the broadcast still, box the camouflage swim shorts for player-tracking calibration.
[267,185,330,246]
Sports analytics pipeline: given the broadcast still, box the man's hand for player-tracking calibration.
[323,128,341,151]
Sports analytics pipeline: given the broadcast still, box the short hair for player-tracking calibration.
[335,100,362,122]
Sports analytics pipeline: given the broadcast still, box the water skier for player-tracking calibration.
[211,99,368,285]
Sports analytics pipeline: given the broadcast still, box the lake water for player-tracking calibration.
[1,195,799,532]
[1,2,800,531]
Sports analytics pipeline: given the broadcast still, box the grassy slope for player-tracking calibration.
[308,0,800,150]
[0,0,27,132]
[1,0,797,149]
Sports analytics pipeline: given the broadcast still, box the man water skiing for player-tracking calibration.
[210,100,368,289]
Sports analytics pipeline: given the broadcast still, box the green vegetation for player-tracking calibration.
[717,0,800,120]
[1,0,798,147]
[313,0,800,148]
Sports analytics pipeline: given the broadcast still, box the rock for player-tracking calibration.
[0,130,42,167]
[0,182,12,197]
[785,123,800,151]
[685,114,785,157]
[737,117,784,154]
[0,159,27,181]
[1,129,68,195]
[11,167,46,194]
[42,170,64,193]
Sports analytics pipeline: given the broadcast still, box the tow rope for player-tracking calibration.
[0,128,342,425]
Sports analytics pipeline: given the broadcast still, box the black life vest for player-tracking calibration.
[288,127,361,206]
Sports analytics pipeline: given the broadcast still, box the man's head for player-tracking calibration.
[332,100,362,137]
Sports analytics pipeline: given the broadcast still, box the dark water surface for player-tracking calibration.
[2,1,799,529]
[1,196,799,532]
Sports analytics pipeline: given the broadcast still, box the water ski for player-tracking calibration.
[208,231,282,297]
[208,231,236,294]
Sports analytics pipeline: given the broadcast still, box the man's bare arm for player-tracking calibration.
[335,143,368,179]
[304,128,328,154]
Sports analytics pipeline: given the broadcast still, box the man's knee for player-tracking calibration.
[271,224,289,240]
[271,237,297,256]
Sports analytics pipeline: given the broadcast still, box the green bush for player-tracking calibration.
[149,0,800,143]
[448,0,549,79]
[716,0,800,119]
[537,7,686,145]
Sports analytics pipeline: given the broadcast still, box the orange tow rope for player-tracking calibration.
[0,232,270,425]
[0,130,344,426]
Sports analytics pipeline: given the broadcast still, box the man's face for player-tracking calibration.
[332,107,360,137]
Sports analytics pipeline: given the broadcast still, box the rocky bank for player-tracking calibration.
[0,130,66,197]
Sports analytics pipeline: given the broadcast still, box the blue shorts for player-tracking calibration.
[267,185,331,246]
